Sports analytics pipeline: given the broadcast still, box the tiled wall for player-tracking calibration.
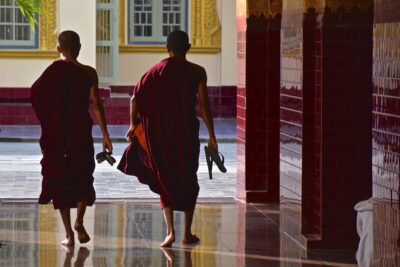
[0,85,236,125]
[372,0,400,265]
[320,3,373,249]
[302,8,322,236]
[236,0,246,201]
[236,0,282,202]
[280,11,304,246]
[279,0,373,249]
[236,0,281,203]
[197,86,237,118]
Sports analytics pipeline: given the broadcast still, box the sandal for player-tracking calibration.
[204,146,227,180]
[95,151,116,166]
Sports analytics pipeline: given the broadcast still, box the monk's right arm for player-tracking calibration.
[89,70,113,152]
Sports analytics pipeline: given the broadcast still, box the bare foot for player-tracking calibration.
[61,234,75,247]
[160,247,175,267]
[160,234,176,247]
[62,246,74,267]
[74,222,90,244]
[182,234,200,244]
[75,247,90,267]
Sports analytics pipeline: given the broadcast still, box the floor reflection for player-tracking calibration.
[63,247,90,267]
[0,202,357,267]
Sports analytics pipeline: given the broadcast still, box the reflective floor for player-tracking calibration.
[0,201,357,267]
[0,142,236,199]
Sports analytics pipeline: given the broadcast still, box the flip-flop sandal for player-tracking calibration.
[204,146,227,180]
[106,154,116,166]
[95,151,107,164]
[96,151,115,166]
[204,146,213,180]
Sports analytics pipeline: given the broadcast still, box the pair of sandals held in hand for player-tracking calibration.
[95,141,227,179]
[204,146,227,180]
[96,151,116,166]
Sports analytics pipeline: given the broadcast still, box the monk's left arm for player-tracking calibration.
[130,95,139,127]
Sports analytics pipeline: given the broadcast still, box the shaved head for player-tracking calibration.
[58,30,80,55]
[167,30,190,54]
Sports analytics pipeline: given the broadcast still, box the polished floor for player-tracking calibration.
[0,201,357,267]
[0,142,236,199]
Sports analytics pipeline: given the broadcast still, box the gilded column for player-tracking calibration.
[190,0,221,47]
[39,0,57,50]
[119,0,125,45]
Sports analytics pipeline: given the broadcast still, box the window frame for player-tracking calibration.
[127,0,188,45]
[0,1,39,49]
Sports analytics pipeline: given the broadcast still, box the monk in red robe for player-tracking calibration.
[31,31,113,246]
[118,30,218,247]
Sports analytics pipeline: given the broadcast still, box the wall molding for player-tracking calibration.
[0,50,59,59]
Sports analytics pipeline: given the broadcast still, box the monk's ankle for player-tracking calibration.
[74,220,84,229]
[166,230,175,236]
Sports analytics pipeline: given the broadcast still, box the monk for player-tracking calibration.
[30,30,113,246]
[118,30,218,247]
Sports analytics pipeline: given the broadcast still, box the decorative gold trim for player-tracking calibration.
[39,0,57,50]
[283,0,373,13]
[0,50,59,59]
[324,0,373,13]
[190,0,221,48]
[119,45,220,54]
[119,0,125,45]
[248,0,282,18]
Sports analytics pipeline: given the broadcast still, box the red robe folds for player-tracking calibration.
[30,60,96,209]
[118,56,201,211]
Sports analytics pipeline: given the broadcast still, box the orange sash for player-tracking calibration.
[134,123,148,151]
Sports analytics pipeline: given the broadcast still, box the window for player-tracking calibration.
[0,0,37,48]
[128,0,187,44]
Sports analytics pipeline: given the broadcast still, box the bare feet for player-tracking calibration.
[74,222,90,244]
[182,234,200,244]
[75,247,91,267]
[62,246,74,267]
[61,234,75,247]
[160,247,175,267]
[160,234,176,247]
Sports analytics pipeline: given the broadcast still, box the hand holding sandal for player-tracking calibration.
[204,146,227,180]
[96,150,116,166]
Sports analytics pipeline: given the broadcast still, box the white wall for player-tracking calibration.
[0,59,54,87]
[118,53,167,86]
[58,0,96,67]
[118,52,223,86]
[221,0,237,85]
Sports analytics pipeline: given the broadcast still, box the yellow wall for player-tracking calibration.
[0,0,236,87]
[117,0,237,87]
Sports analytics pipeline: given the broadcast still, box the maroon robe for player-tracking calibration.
[118,56,202,211]
[30,60,96,209]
